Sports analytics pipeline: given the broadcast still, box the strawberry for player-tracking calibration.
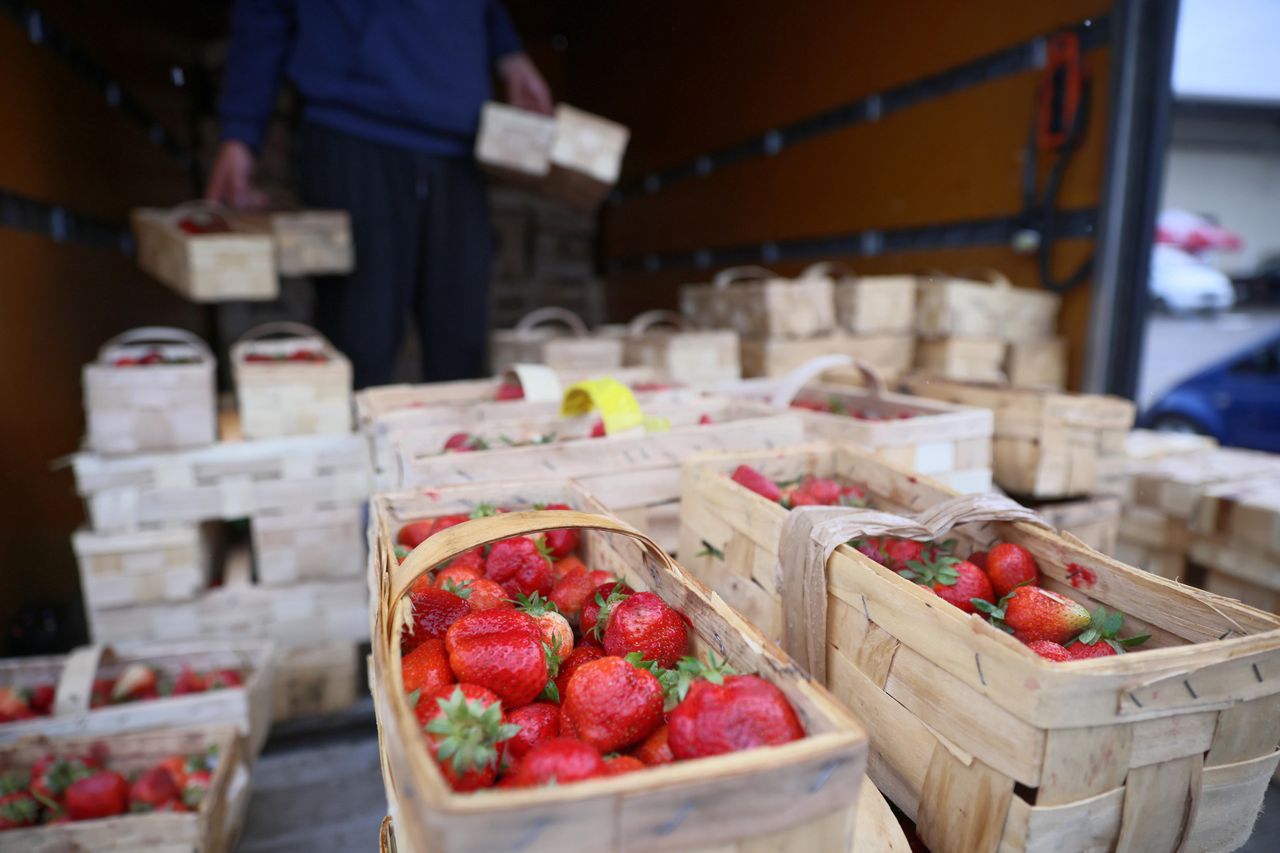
[668,674,804,759]
[445,578,513,612]
[537,504,580,557]
[553,645,606,702]
[485,537,553,598]
[445,610,548,707]
[181,769,211,809]
[157,756,189,790]
[589,419,607,438]
[730,465,782,502]
[549,569,595,625]
[443,432,487,453]
[495,380,525,401]
[65,771,128,820]
[170,666,208,696]
[632,724,674,766]
[401,586,471,653]
[403,639,456,717]
[423,684,518,792]
[89,679,114,709]
[603,755,645,775]
[0,689,33,722]
[128,766,179,812]
[587,570,617,587]
[881,539,926,571]
[1067,606,1150,657]
[207,669,243,689]
[967,550,989,570]
[396,520,436,550]
[111,664,159,703]
[602,592,688,668]
[840,485,868,507]
[504,703,561,761]
[800,476,842,506]
[552,554,587,582]
[31,757,92,806]
[558,706,578,739]
[850,537,887,566]
[27,684,54,715]
[581,582,635,643]
[899,555,993,614]
[0,788,38,830]
[561,656,664,753]
[504,738,606,787]
[697,414,713,426]
[975,586,1091,645]
[1026,640,1071,662]
[985,543,1040,598]
[434,562,484,590]
[515,594,574,663]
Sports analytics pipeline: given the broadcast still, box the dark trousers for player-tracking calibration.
[299,122,492,389]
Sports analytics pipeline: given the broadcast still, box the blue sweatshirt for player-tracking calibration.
[219,0,523,156]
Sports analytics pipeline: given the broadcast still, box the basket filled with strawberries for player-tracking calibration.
[0,641,273,760]
[680,442,1280,853]
[368,486,869,853]
[231,322,354,440]
[82,327,217,456]
[0,725,246,851]
[130,204,277,303]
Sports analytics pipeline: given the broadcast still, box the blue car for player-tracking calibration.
[1140,333,1280,452]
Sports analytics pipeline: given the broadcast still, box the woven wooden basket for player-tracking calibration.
[0,725,248,852]
[814,262,917,336]
[83,326,218,455]
[476,101,557,182]
[681,265,836,340]
[369,498,868,853]
[679,442,1280,853]
[915,269,1059,342]
[228,209,354,276]
[491,308,625,374]
[0,641,274,760]
[231,322,354,440]
[914,337,1007,383]
[1005,338,1068,390]
[621,310,741,386]
[902,375,1135,498]
[741,331,915,380]
[71,524,214,610]
[544,104,631,209]
[131,204,277,302]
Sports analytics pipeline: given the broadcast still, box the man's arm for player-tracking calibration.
[488,1,552,115]
[206,0,293,206]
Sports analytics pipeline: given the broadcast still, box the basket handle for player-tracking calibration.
[53,644,114,715]
[627,310,687,335]
[234,321,333,348]
[776,495,1050,682]
[512,307,589,337]
[769,356,886,407]
[97,326,214,363]
[957,267,1012,290]
[801,261,855,281]
[712,265,776,289]
[387,510,675,643]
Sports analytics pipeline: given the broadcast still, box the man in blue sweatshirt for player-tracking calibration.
[206,1,551,387]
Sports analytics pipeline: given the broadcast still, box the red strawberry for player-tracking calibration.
[445,577,513,612]
[801,477,842,506]
[840,485,868,506]
[558,706,578,739]
[552,554,588,582]
[553,645,606,702]
[403,639,456,707]
[881,539,926,571]
[562,656,664,753]
[27,684,55,715]
[401,586,471,653]
[1068,642,1115,659]
[668,675,804,759]
[588,570,617,587]
[602,592,688,669]
[967,550,989,570]
[207,669,243,689]
[171,666,208,696]
[31,757,92,806]
[156,756,189,790]
[1067,606,1150,658]
[485,537,553,598]
[850,537,887,565]
[65,771,128,820]
[505,738,606,787]
[538,504,580,557]
[985,543,1039,598]
[590,419,607,438]
[128,766,179,812]
[1027,640,1071,662]
[697,414,713,426]
[181,769,211,809]
[549,569,595,625]
[976,586,1091,645]
[516,594,574,663]
[504,703,561,761]
[111,664,159,702]
[603,755,646,776]
[397,520,436,550]
[434,562,484,590]
[581,582,634,643]
[422,684,519,792]
[730,465,782,502]
[89,679,114,709]
[445,610,548,707]
[0,788,38,830]
[632,724,674,766]
[443,432,483,452]
[495,381,525,401]
[899,555,994,614]
[0,688,33,722]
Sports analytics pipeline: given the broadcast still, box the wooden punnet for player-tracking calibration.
[369,498,869,853]
[0,641,274,759]
[544,104,631,209]
[393,399,805,551]
[490,308,625,374]
[741,331,915,380]
[131,206,277,302]
[818,262,916,335]
[681,265,836,340]
[228,209,354,276]
[1027,495,1123,555]
[0,725,248,852]
[915,269,1059,342]
[72,524,215,610]
[913,337,1006,383]
[475,101,557,183]
[270,641,362,722]
[1005,337,1068,390]
[231,322,354,440]
[902,375,1135,498]
[83,327,218,455]
[679,442,1280,853]
[250,505,366,587]
[620,310,740,386]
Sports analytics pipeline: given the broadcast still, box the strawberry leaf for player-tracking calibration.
[470,503,498,519]
[1116,634,1150,647]
[695,540,725,561]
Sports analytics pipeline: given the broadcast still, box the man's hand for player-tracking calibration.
[498,53,553,115]
[204,140,269,209]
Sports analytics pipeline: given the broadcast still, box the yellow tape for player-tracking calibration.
[561,378,643,434]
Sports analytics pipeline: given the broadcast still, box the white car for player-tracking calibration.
[1149,244,1236,313]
